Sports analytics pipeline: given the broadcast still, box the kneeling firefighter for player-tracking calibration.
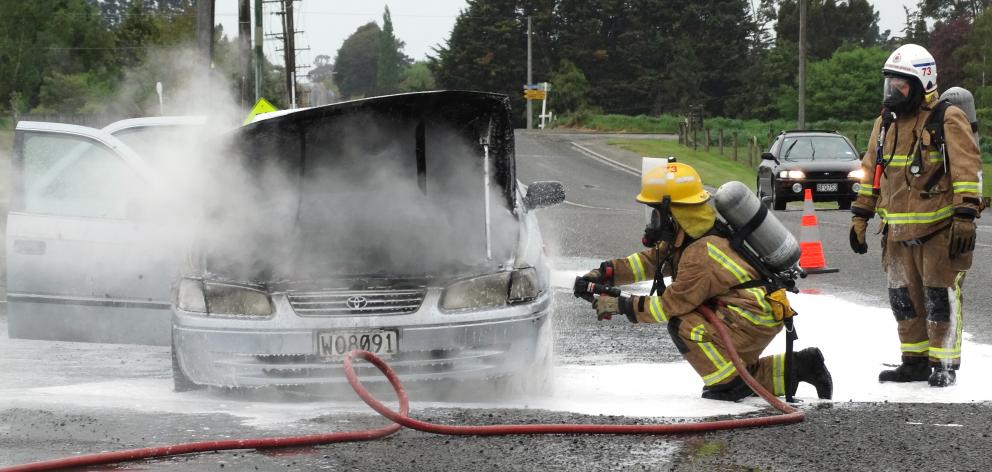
[574,162,833,401]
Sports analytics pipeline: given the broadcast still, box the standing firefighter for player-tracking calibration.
[849,44,982,387]
[574,162,832,401]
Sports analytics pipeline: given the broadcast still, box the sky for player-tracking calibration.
[214,0,917,75]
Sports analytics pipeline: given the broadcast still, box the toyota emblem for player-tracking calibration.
[346,296,369,310]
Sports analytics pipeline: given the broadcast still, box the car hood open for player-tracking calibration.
[201,91,520,282]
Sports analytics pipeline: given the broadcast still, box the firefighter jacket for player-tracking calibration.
[852,102,982,242]
[607,232,781,328]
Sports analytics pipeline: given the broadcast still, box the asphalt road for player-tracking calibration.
[2,130,992,471]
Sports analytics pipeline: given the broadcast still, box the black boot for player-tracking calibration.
[928,366,957,387]
[701,376,754,402]
[878,357,930,382]
[788,347,833,400]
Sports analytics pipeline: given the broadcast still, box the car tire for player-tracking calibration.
[772,179,786,211]
[838,198,852,210]
[172,333,204,392]
[757,178,771,209]
[493,320,554,396]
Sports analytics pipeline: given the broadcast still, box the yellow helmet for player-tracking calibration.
[636,162,709,205]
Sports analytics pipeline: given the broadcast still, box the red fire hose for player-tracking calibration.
[0,306,803,472]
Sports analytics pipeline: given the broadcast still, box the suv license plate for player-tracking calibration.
[318,329,399,359]
[816,183,838,192]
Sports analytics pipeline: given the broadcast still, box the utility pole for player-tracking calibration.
[798,0,807,129]
[254,0,263,102]
[196,0,215,70]
[281,0,298,108]
[239,0,252,109]
[526,16,533,130]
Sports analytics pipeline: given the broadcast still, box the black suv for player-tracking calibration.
[756,130,863,210]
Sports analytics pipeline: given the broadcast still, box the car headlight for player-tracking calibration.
[176,279,273,317]
[441,268,541,312]
[779,170,805,179]
[848,169,866,180]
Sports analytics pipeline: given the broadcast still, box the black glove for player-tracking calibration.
[849,216,868,254]
[573,275,596,302]
[949,216,976,258]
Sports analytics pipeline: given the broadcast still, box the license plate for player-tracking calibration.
[317,329,399,359]
[816,183,838,192]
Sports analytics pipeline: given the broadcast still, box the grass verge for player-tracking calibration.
[609,139,758,190]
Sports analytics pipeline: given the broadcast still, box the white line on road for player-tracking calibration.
[563,200,637,212]
[569,142,640,177]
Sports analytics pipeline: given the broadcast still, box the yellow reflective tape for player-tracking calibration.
[877,206,953,225]
[707,243,749,283]
[900,340,930,353]
[953,182,980,194]
[884,154,912,167]
[690,324,706,342]
[627,253,646,282]
[701,362,738,386]
[728,304,778,327]
[773,354,786,396]
[928,347,961,360]
[648,296,667,322]
[858,188,875,196]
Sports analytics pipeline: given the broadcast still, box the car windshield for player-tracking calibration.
[780,136,857,160]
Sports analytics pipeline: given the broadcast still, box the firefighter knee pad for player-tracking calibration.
[888,287,916,321]
[667,317,690,354]
[923,286,951,322]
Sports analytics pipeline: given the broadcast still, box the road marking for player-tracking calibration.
[569,142,640,177]
[563,200,637,212]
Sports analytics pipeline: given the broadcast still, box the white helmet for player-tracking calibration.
[883,44,937,93]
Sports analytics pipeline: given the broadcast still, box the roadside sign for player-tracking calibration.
[243,98,279,125]
[524,90,547,100]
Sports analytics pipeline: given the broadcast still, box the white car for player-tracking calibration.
[6,91,564,392]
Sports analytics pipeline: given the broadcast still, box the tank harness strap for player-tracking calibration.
[921,99,952,197]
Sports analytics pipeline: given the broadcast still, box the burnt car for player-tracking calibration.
[756,130,864,210]
[170,91,564,391]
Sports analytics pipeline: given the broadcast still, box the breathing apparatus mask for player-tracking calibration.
[642,196,675,247]
[882,74,923,115]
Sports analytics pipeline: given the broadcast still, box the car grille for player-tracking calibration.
[804,171,847,180]
[288,288,427,316]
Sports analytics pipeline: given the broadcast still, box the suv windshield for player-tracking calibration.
[780,136,857,160]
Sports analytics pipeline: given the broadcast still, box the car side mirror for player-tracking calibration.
[524,181,565,210]
[761,152,780,165]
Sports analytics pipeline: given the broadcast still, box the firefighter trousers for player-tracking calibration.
[884,226,970,369]
[667,310,786,396]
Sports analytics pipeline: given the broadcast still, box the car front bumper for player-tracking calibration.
[172,289,552,388]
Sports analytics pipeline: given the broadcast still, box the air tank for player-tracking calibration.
[941,87,979,145]
[713,181,800,273]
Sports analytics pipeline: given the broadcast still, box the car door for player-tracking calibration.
[6,122,179,346]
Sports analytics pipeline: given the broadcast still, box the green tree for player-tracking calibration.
[929,16,973,89]
[399,61,436,92]
[0,0,117,113]
[375,6,402,94]
[799,47,890,121]
[335,22,381,98]
[773,0,882,61]
[956,8,992,107]
[308,54,335,87]
[550,59,589,114]
[919,0,992,22]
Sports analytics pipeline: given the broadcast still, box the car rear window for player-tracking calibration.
[780,136,857,160]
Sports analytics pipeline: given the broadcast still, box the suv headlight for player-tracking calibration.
[176,279,274,317]
[779,170,805,179]
[848,169,866,180]
[441,268,541,312]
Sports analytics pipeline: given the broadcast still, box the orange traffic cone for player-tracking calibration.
[798,189,839,274]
